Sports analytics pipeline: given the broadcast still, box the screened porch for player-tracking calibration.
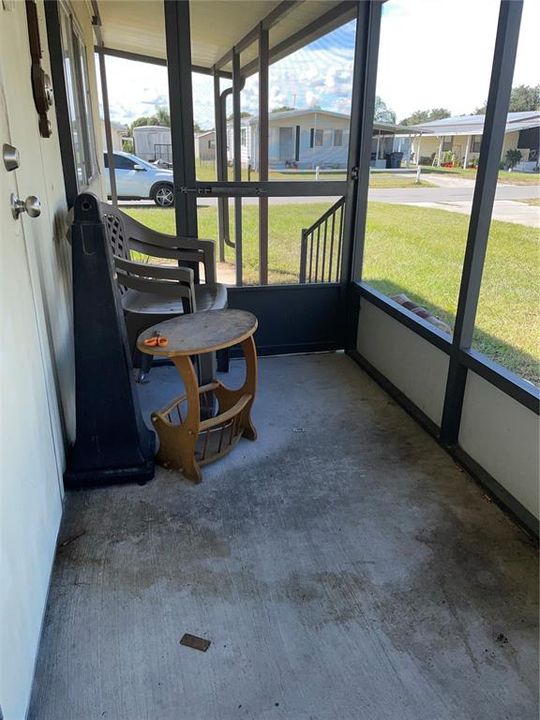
[26,0,540,718]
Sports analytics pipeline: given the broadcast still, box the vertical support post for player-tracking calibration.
[342,0,383,285]
[164,0,198,238]
[98,51,118,206]
[219,86,233,256]
[213,70,226,261]
[440,0,523,446]
[416,134,422,166]
[463,135,471,170]
[44,0,77,207]
[299,229,308,283]
[258,24,269,285]
[437,138,443,166]
[232,48,243,285]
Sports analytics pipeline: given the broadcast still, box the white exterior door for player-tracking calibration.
[278,126,294,161]
[0,3,64,718]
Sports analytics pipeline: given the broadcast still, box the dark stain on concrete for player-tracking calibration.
[29,355,539,720]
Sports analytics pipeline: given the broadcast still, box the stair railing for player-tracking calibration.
[299,196,345,283]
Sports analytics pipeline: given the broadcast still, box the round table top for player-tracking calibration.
[137,309,258,357]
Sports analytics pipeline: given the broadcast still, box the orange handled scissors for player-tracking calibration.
[143,331,169,348]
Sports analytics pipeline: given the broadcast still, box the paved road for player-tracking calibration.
[367,178,539,227]
[120,175,540,227]
[368,182,539,204]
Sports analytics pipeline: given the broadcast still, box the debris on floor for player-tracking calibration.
[58,531,86,548]
[179,633,211,652]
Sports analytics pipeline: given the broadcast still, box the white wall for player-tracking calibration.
[356,298,539,525]
[0,1,103,717]
[459,372,539,519]
[357,301,449,426]
[239,113,350,170]
[414,130,524,165]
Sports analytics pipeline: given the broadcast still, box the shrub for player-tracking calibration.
[505,148,522,169]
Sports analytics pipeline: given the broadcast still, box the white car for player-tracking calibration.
[103,151,175,207]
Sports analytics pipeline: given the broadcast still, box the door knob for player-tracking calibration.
[10,193,41,219]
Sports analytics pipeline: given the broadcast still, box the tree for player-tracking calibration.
[474,84,540,114]
[129,105,170,134]
[130,115,158,132]
[374,96,396,123]
[154,106,170,126]
[271,106,295,113]
[400,108,451,126]
[227,111,252,120]
[510,84,540,111]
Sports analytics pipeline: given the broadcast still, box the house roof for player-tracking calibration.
[132,125,171,133]
[263,108,350,123]
[196,130,216,138]
[411,111,540,136]
[95,1,356,76]
[237,108,403,133]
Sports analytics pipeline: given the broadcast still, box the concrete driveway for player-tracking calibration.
[367,175,540,227]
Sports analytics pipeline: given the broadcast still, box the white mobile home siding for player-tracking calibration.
[0,1,104,717]
[133,125,172,162]
[227,112,351,170]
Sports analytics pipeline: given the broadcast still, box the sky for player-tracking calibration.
[102,0,539,130]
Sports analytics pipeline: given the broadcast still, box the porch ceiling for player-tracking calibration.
[96,0,355,74]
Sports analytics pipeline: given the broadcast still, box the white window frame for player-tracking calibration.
[313,128,323,147]
[334,129,343,147]
[471,135,482,153]
[442,135,453,152]
[59,1,98,190]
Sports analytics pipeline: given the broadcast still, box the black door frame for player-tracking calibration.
[162,0,380,355]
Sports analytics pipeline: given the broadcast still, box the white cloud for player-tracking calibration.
[101,0,538,129]
[377,0,539,120]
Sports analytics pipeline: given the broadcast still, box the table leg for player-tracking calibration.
[152,354,202,483]
[212,335,257,442]
[240,335,257,441]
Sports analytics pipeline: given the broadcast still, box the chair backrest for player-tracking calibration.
[101,208,131,295]
[99,201,217,285]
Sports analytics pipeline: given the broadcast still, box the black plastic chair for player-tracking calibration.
[100,203,228,380]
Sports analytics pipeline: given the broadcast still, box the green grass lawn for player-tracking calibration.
[195,162,433,188]
[362,203,540,384]
[421,165,540,186]
[126,202,539,384]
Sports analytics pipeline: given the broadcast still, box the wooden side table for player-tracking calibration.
[137,309,258,483]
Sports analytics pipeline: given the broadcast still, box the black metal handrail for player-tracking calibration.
[299,196,345,283]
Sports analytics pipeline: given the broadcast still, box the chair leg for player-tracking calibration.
[216,348,230,373]
[133,349,153,383]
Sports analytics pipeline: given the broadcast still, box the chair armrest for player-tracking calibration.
[120,212,217,283]
[114,257,197,310]
[115,256,194,283]
[128,237,204,268]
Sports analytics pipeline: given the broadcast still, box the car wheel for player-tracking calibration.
[152,183,175,207]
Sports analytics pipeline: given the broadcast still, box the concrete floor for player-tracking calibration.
[29,354,538,720]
